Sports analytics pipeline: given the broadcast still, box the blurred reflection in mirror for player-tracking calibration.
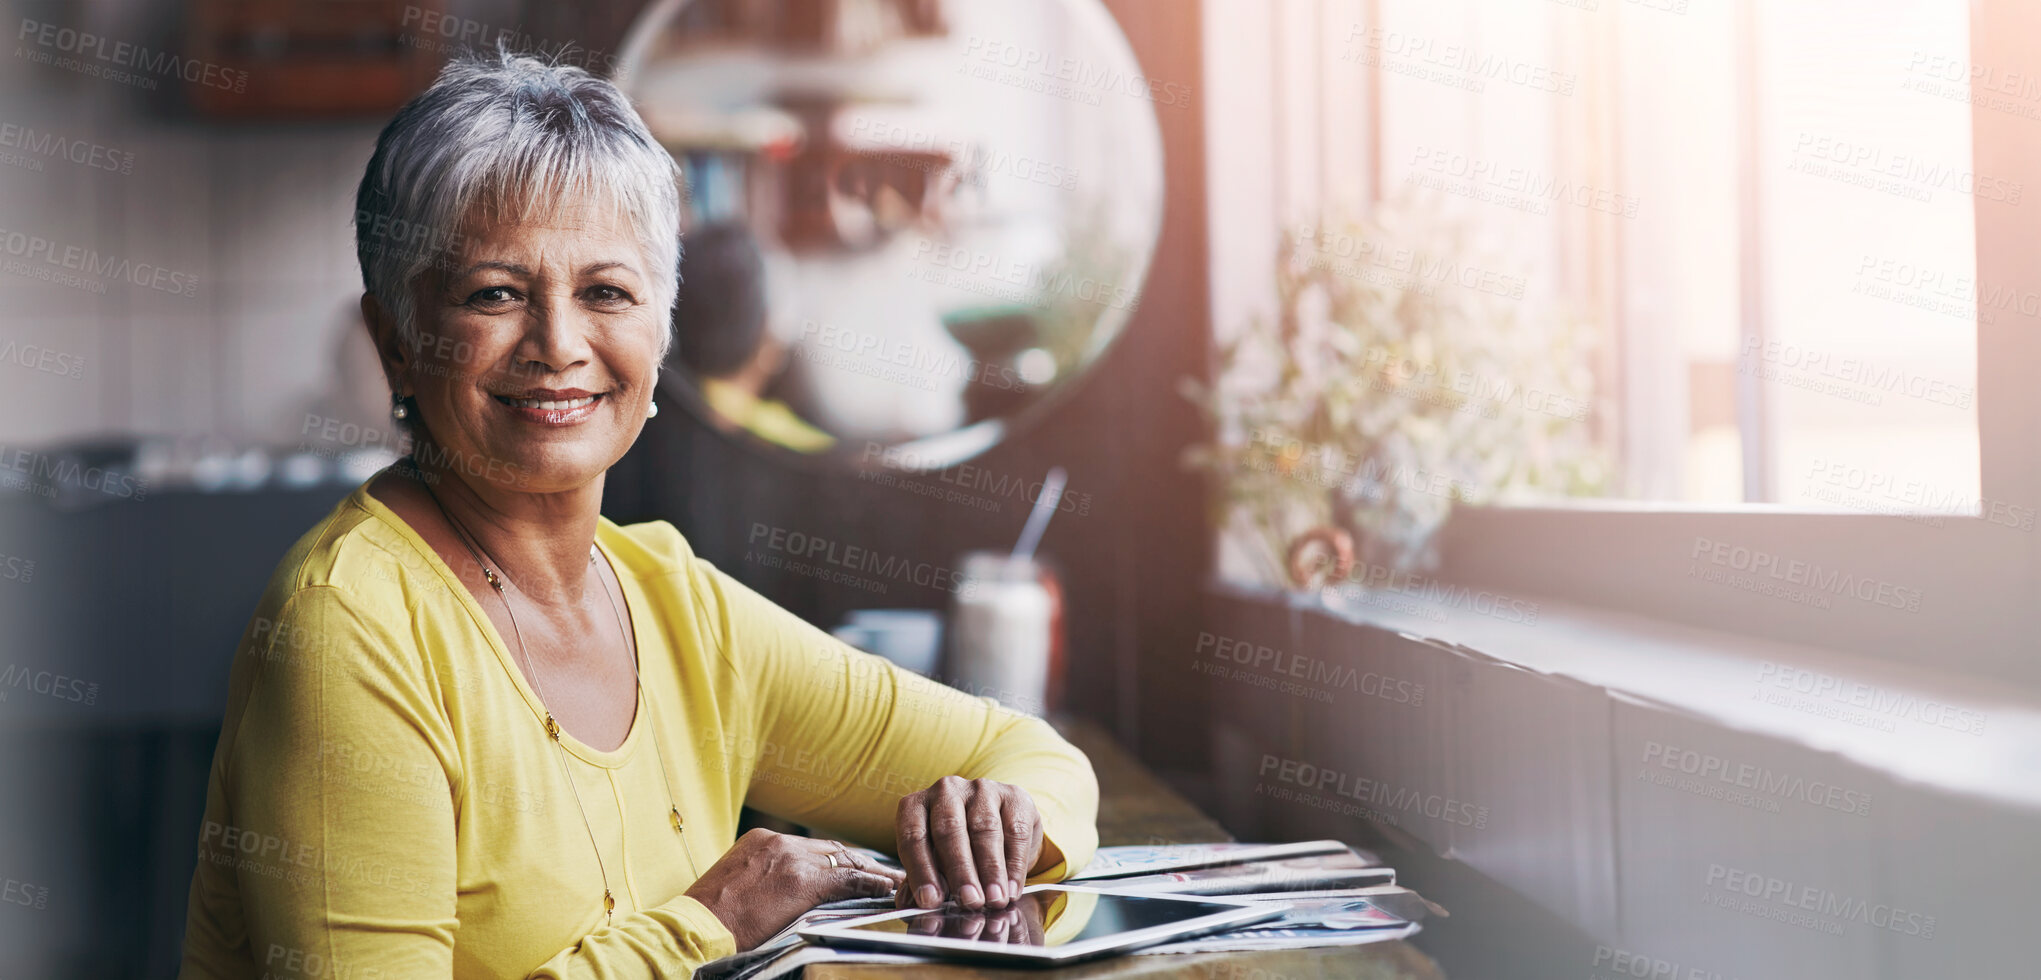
[618,0,1164,469]
[671,222,837,453]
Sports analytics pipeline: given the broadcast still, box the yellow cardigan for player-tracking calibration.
[178,481,1098,978]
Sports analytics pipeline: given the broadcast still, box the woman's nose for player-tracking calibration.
[519,295,596,371]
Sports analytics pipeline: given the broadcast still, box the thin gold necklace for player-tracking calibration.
[414,465,697,926]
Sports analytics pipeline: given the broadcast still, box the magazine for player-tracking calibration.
[1085,846,1394,895]
[1247,885,1449,924]
[1066,839,1363,879]
[1137,895,1417,954]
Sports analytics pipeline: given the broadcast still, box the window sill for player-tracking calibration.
[1211,577,2041,813]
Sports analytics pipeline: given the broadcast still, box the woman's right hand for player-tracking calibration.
[684,828,905,950]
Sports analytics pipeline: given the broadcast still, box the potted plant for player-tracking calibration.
[1183,191,1606,593]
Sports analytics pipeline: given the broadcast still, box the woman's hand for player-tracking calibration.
[685,828,903,950]
[895,776,1043,912]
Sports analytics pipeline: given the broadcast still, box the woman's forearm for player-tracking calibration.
[522,897,736,979]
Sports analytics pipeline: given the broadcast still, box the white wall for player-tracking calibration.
[0,11,393,449]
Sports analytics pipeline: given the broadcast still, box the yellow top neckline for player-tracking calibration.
[346,478,652,769]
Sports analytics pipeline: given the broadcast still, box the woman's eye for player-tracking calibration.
[586,285,634,306]
[466,286,519,307]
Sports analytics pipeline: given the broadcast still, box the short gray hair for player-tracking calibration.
[353,50,682,362]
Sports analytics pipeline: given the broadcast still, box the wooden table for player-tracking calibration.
[808,720,1446,980]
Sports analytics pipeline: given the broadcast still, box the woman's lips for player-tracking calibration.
[492,392,605,425]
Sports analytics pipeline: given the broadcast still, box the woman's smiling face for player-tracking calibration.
[394,195,664,493]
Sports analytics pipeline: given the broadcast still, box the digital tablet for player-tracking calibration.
[797,884,1284,966]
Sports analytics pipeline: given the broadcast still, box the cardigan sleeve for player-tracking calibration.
[200,585,461,977]
[689,557,1099,881]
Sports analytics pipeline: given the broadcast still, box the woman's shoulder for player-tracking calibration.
[597,515,704,578]
[229,483,491,711]
[596,517,737,645]
[260,481,458,610]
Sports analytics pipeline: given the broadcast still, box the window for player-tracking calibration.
[1201,0,2041,676]
[1363,0,1984,508]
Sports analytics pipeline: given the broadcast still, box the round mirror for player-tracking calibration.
[615,0,1164,470]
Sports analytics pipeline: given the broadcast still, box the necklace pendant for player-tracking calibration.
[484,568,502,591]
[544,714,561,740]
[604,889,615,920]
[670,806,683,834]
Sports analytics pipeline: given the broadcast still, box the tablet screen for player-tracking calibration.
[837,891,1236,948]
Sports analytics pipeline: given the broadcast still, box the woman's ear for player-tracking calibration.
[360,292,411,395]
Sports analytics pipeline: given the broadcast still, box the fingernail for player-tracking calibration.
[917,885,941,908]
[961,884,983,908]
[986,882,1005,905]
[1012,877,1024,897]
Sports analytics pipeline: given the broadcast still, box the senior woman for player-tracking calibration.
[178,53,1097,978]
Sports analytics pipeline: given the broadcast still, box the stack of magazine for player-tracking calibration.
[696,841,1442,980]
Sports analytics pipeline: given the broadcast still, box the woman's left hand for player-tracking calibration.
[894,776,1042,912]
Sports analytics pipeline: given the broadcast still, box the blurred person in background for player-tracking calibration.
[671,221,836,454]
